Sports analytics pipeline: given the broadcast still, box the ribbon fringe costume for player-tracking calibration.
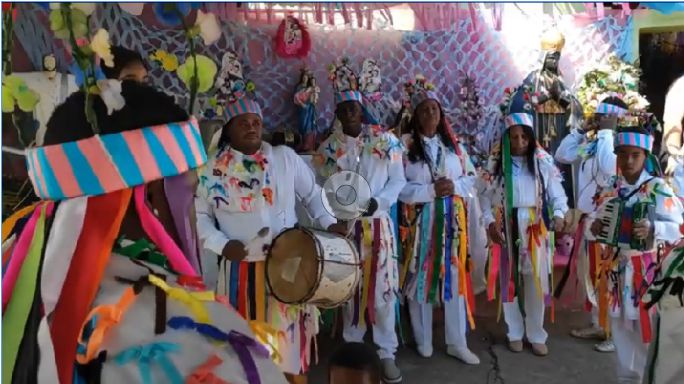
[195,98,337,375]
[1,117,287,384]
[399,131,478,351]
[554,99,622,321]
[479,91,569,346]
[587,165,683,383]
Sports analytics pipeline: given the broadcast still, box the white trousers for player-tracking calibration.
[342,299,398,360]
[611,317,648,384]
[503,272,548,344]
[407,266,469,349]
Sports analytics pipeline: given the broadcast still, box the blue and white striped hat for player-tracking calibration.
[224,97,263,122]
[335,90,363,105]
[503,88,534,129]
[615,130,653,152]
[595,95,628,116]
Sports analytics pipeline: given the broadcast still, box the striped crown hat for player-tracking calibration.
[335,90,363,104]
[503,87,534,129]
[224,97,263,122]
[25,117,207,201]
[595,95,628,116]
[615,130,653,152]
[406,75,441,111]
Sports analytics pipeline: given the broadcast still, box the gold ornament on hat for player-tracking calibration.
[540,28,566,52]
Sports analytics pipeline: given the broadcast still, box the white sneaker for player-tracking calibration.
[381,358,402,383]
[416,344,433,358]
[446,345,481,365]
[594,339,615,353]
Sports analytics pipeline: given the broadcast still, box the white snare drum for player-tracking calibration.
[266,227,361,308]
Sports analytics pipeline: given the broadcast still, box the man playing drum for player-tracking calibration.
[195,81,345,384]
[314,58,407,384]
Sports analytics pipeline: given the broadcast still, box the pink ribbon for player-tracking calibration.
[468,3,478,31]
[134,186,196,276]
[186,355,229,384]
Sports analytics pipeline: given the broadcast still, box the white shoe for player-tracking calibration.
[381,358,402,383]
[416,344,433,358]
[446,345,480,365]
[594,339,615,353]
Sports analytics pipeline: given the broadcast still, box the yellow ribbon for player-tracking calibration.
[248,320,284,364]
[148,275,214,323]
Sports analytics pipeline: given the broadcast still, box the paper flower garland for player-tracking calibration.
[1,75,39,113]
[49,3,123,133]
[147,4,222,115]
[576,54,649,115]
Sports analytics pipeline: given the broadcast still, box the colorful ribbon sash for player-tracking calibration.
[26,117,207,201]
[115,341,183,384]
[148,275,214,323]
[168,316,269,384]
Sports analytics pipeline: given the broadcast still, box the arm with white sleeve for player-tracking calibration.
[539,153,569,218]
[595,129,617,178]
[291,150,337,230]
[652,180,684,243]
[554,129,584,165]
[373,147,408,212]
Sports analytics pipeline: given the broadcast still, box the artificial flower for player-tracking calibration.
[118,3,145,16]
[153,2,192,26]
[96,79,125,115]
[50,2,96,15]
[194,10,221,45]
[2,75,40,113]
[2,3,11,12]
[177,54,217,93]
[90,29,114,67]
[245,80,256,93]
[150,50,179,71]
[49,7,88,39]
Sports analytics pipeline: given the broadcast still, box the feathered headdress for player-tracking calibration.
[404,74,441,111]
[500,86,535,130]
[215,50,261,123]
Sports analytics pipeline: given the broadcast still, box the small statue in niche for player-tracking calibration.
[293,67,320,153]
[43,54,57,81]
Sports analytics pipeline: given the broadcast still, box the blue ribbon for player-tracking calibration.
[114,342,183,384]
[168,316,269,384]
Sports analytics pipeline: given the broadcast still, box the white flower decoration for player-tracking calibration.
[195,10,221,45]
[97,79,125,115]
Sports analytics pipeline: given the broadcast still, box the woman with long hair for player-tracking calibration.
[398,77,480,364]
[480,87,570,357]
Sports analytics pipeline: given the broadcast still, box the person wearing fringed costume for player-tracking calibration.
[480,87,570,357]
[314,57,406,384]
[195,81,345,384]
[587,120,683,384]
[397,75,480,365]
[555,95,629,353]
[1,81,288,384]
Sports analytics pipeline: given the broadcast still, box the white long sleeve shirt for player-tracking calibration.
[399,134,476,203]
[555,129,616,214]
[479,149,569,227]
[316,127,406,216]
[586,170,684,248]
[195,142,336,260]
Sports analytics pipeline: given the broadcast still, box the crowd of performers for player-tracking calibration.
[3,30,684,384]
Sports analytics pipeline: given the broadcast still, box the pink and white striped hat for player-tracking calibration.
[224,97,263,122]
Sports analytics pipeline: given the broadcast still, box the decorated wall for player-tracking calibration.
[11,3,639,158]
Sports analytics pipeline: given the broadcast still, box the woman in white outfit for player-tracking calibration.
[398,78,480,364]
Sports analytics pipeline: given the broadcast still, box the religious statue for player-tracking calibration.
[293,67,320,152]
[522,28,582,151]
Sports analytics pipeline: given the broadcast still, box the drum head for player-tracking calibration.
[267,228,319,304]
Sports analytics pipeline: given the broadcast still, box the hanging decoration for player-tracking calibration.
[48,3,122,134]
[274,15,311,59]
[455,71,484,165]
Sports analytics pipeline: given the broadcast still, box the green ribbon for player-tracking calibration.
[428,197,446,303]
[2,204,47,384]
[113,237,173,273]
